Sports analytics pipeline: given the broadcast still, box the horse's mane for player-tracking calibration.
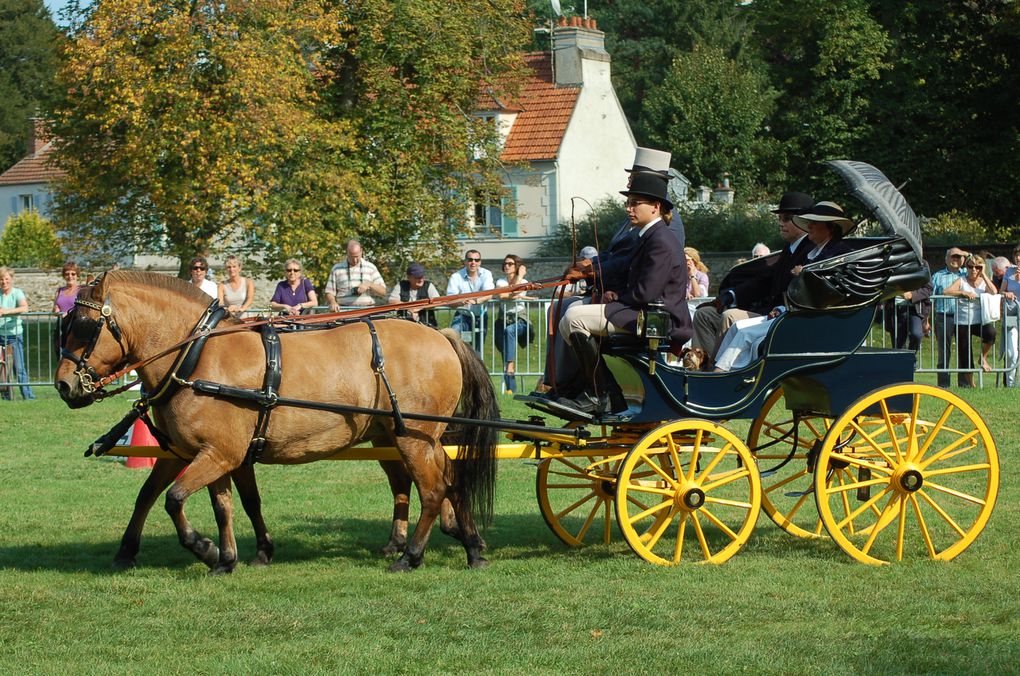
[102,269,214,306]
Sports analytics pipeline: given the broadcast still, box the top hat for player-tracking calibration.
[771,191,815,214]
[625,147,671,177]
[621,172,674,211]
[792,201,856,235]
[406,262,426,278]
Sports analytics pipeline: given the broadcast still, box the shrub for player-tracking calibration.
[535,198,628,257]
[679,202,780,253]
[0,210,64,268]
[921,210,990,246]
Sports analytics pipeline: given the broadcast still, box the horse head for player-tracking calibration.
[54,270,212,407]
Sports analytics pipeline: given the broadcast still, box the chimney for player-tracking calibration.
[712,173,735,205]
[27,118,49,156]
[552,17,608,86]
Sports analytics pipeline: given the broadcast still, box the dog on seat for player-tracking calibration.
[680,347,714,371]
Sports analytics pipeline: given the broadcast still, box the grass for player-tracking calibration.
[1,392,1017,673]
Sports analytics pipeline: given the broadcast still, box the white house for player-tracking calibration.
[0,121,62,235]
[468,17,637,259]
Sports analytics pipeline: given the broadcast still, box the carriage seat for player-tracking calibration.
[786,236,929,312]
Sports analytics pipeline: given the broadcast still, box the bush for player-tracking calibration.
[922,210,990,246]
[535,198,628,257]
[0,211,64,268]
[679,202,779,253]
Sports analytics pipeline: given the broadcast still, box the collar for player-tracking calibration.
[637,217,662,239]
[788,234,807,253]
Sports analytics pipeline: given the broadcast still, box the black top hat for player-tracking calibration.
[771,192,815,214]
[620,173,674,211]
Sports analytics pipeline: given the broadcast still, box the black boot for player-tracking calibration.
[556,333,627,415]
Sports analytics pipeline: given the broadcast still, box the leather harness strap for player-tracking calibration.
[243,323,283,465]
[362,318,407,437]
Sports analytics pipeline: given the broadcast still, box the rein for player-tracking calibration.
[78,276,574,394]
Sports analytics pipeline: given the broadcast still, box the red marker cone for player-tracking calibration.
[125,417,159,469]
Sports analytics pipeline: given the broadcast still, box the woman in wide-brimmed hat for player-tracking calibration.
[791,201,855,273]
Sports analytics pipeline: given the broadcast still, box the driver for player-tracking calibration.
[555,173,691,414]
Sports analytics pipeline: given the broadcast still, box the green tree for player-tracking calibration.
[0,210,63,267]
[642,44,780,193]
[0,0,60,170]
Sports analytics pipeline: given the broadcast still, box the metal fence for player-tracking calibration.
[8,294,1018,395]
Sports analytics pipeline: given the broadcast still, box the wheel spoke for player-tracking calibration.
[625,497,673,525]
[920,428,980,470]
[914,403,955,463]
[917,489,967,537]
[847,419,898,468]
[895,493,908,561]
[673,515,687,562]
[762,467,810,493]
[602,500,612,544]
[626,483,676,497]
[924,480,987,507]
[861,492,900,555]
[701,467,751,492]
[575,497,604,542]
[828,451,895,476]
[825,476,888,495]
[697,446,730,480]
[879,399,905,463]
[642,508,675,550]
[925,462,992,478]
[555,491,597,520]
[909,494,937,558]
[688,429,704,481]
[641,456,680,488]
[704,496,753,510]
[691,512,712,560]
[700,506,738,541]
[833,486,893,532]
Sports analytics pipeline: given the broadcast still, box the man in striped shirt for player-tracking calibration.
[930,247,968,387]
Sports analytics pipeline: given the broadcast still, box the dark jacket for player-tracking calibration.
[592,210,686,296]
[728,236,814,315]
[604,221,692,343]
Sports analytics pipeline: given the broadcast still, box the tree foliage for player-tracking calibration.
[642,44,779,192]
[0,209,64,267]
[0,0,60,170]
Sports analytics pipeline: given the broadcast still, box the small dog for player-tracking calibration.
[680,347,713,371]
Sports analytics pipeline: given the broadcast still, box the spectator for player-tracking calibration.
[494,254,536,395]
[446,249,494,352]
[751,243,770,258]
[930,247,968,387]
[684,247,710,298]
[0,267,35,400]
[218,255,256,315]
[324,239,388,310]
[999,244,1020,387]
[882,263,933,357]
[53,261,81,315]
[269,258,318,316]
[944,254,998,387]
[188,256,217,298]
[388,262,439,327]
[991,256,1010,290]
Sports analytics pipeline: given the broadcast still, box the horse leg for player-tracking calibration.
[230,464,275,566]
[448,490,489,569]
[114,458,187,569]
[164,454,231,570]
[378,460,411,557]
[207,475,238,575]
[388,441,446,573]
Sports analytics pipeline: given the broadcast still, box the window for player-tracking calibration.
[18,194,35,212]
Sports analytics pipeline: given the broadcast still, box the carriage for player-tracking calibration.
[62,161,999,571]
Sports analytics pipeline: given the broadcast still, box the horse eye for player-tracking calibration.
[71,318,98,342]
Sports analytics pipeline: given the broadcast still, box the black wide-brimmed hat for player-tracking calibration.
[792,201,857,235]
[771,191,815,214]
[620,172,673,211]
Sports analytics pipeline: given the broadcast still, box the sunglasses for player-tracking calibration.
[625,199,651,208]
[191,266,207,271]
[465,257,481,262]
[503,261,515,267]
[286,268,301,273]
[949,254,966,259]
[967,265,984,270]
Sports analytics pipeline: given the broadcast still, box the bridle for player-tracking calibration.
[59,279,128,397]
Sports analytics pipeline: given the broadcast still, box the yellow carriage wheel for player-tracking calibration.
[536,452,627,547]
[615,420,761,565]
[813,383,999,565]
[747,388,832,539]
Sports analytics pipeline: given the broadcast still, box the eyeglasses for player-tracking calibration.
[191,266,207,271]
[949,254,966,259]
[465,257,481,262]
[286,268,301,273]
[503,261,515,267]
[625,199,651,208]
[967,265,984,270]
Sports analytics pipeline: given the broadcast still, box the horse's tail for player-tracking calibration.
[440,329,500,527]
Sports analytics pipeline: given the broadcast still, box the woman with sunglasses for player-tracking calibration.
[270,259,318,316]
[52,261,81,315]
[944,254,999,386]
[188,256,217,298]
[494,254,536,395]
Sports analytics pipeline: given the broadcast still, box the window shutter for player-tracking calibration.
[500,187,518,236]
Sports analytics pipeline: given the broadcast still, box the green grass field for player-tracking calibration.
[1,391,1017,673]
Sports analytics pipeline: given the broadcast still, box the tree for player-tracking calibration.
[0,0,60,170]
[642,44,780,193]
[0,210,63,267]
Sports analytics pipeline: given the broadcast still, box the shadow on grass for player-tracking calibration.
[0,513,584,573]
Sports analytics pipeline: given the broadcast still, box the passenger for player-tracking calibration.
[556,171,691,414]
[684,247,710,299]
[714,201,856,372]
[269,258,318,316]
[691,191,814,360]
[388,262,439,328]
[944,254,998,387]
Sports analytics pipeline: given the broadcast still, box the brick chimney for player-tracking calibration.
[552,17,609,87]
[27,118,49,156]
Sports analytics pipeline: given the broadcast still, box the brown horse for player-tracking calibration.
[56,271,498,572]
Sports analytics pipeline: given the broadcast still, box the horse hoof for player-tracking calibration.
[112,556,136,571]
[388,556,421,573]
[248,552,272,567]
[195,539,220,568]
[381,543,404,557]
[468,557,490,569]
[210,565,235,576]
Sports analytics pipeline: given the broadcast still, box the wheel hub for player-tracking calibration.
[678,486,705,511]
[898,468,924,493]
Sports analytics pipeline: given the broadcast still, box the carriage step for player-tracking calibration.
[784,489,814,498]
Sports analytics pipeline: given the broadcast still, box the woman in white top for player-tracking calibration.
[944,254,998,385]
[218,255,255,315]
[494,254,535,395]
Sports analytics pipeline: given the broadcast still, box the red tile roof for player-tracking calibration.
[499,52,580,162]
[0,143,64,186]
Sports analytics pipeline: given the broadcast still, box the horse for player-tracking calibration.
[56,270,499,572]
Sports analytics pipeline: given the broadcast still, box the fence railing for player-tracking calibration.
[7,294,1018,396]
